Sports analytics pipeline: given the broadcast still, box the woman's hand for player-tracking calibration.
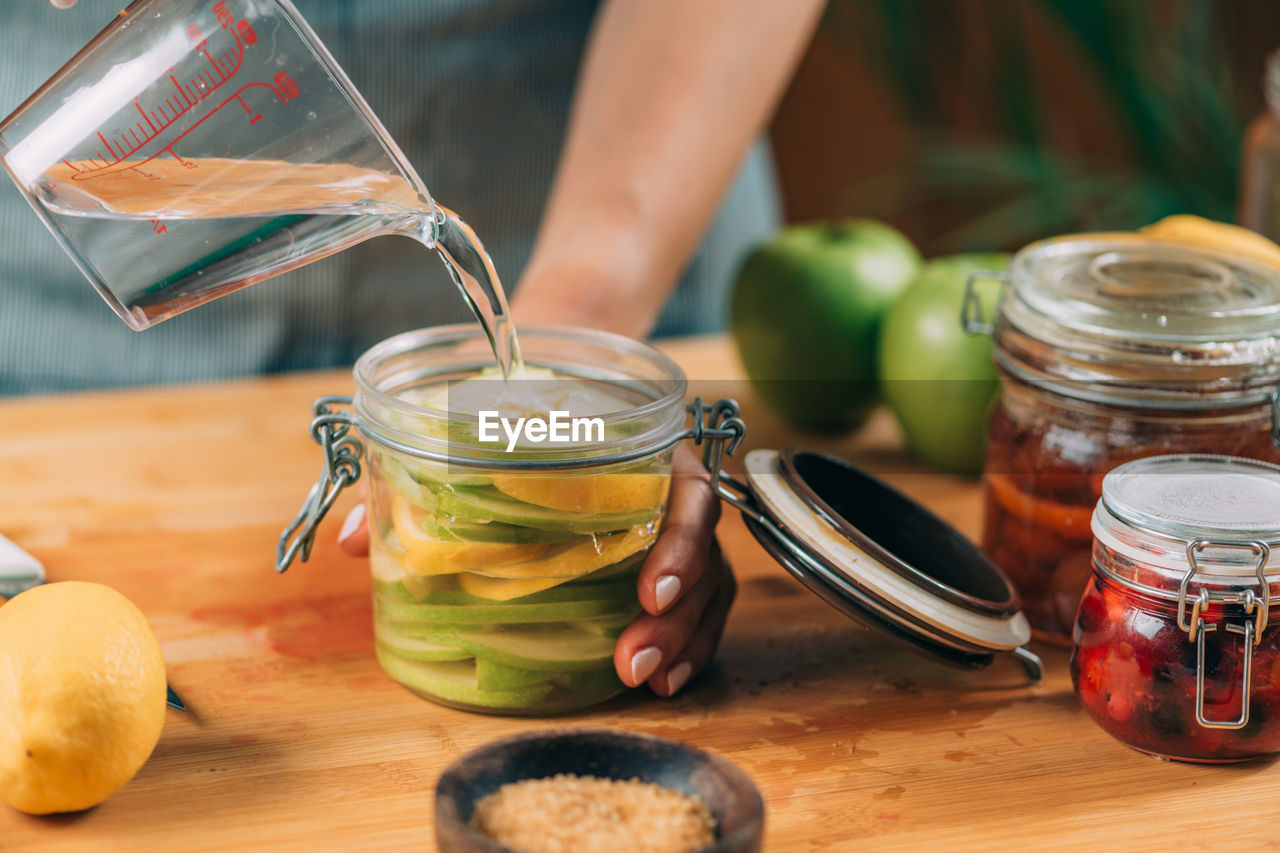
[337,443,735,697]
[610,444,736,696]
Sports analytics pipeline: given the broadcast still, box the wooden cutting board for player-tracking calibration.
[1,336,1276,852]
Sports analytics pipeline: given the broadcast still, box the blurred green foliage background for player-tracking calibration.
[769,0,1277,253]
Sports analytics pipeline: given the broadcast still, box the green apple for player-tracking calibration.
[373,576,638,624]
[730,220,921,432]
[878,253,1009,475]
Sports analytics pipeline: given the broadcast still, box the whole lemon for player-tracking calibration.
[0,581,166,814]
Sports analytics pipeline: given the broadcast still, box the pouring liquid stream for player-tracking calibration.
[35,157,523,376]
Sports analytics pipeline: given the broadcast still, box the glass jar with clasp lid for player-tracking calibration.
[964,237,1280,643]
[1073,455,1280,762]
[276,324,746,715]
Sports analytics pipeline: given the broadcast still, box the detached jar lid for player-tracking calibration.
[727,448,1040,680]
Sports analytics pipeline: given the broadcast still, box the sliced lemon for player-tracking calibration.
[457,574,569,601]
[456,528,653,600]
[392,494,550,575]
[491,473,670,514]
[467,526,656,581]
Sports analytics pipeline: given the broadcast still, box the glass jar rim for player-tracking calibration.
[352,323,689,468]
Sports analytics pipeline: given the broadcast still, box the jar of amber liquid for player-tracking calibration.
[967,237,1280,642]
[1072,455,1280,763]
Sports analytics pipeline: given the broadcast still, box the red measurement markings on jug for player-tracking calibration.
[61,1,297,184]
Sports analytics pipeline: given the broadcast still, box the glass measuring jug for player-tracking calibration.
[0,0,517,370]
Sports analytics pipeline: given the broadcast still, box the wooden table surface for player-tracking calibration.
[2,335,1277,852]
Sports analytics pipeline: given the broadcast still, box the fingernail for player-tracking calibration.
[630,646,662,685]
[654,575,681,612]
[338,503,366,544]
[666,661,693,695]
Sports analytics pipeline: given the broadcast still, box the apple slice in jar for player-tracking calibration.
[392,494,551,575]
[376,577,638,623]
[446,625,618,672]
[476,659,554,690]
[375,651,554,710]
[420,517,579,545]
[376,625,473,662]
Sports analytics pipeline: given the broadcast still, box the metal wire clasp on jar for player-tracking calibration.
[276,324,743,715]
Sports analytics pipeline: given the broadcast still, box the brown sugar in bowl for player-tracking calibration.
[435,728,764,853]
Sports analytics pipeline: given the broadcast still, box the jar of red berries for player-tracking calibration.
[1071,454,1280,763]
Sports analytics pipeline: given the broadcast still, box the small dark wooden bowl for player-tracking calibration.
[435,728,764,853]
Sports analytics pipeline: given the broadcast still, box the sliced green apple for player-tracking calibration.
[553,667,625,693]
[374,579,636,624]
[476,658,553,690]
[571,611,637,638]
[376,649,553,709]
[375,626,472,662]
[392,494,552,575]
[421,517,579,545]
[379,454,440,510]
[446,625,617,672]
[371,562,459,602]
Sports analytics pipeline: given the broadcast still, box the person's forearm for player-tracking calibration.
[513,0,826,338]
